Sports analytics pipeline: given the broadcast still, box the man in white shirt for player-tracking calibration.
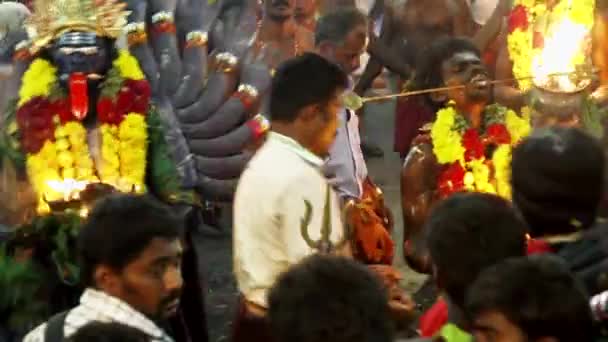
[232,53,349,341]
[23,194,185,342]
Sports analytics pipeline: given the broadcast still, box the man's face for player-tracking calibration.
[472,311,528,342]
[295,0,316,18]
[265,0,296,21]
[305,89,344,157]
[320,25,368,75]
[107,238,184,320]
[50,31,111,82]
[440,51,491,107]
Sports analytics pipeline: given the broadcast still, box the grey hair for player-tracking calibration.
[314,8,368,47]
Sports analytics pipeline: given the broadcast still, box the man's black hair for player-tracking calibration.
[78,194,182,287]
[314,8,367,47]
[466,255,594,342]
[426,192,527,309]
[268,254,394,342]
[512,127,605,236]
[67,322,151,342]
[269,52,348,122]
[412,37,480,110]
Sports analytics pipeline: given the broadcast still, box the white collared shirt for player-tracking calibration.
[233,132,345,308]
[23,289,173,342]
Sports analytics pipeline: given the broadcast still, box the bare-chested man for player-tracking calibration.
[254,0,315,70]
[295,0,318,31]
[394,0,510,158]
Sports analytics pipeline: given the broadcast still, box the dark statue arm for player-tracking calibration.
[400,141,438,274]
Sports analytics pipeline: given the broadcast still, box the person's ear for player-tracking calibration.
[94,264,121,294]
[298,103,320,122]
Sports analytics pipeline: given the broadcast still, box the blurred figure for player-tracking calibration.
[268,255,394,342]
[466,255,594,342]
[295,0,318,31]
[422,192,527,338]
[68,322,151,342]
[254,0,315,69]
[512,127,608,295]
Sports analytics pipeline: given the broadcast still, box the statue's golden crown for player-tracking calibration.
[26,0,129,52]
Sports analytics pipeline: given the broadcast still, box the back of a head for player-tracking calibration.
[77,194,182,287]
[426,192,527,308]
[466,255,594,342]
[512,127,605,236]
[269,52,348,123]
[68,321,150,342]
[268,254,394,342]
[314,8,367,46]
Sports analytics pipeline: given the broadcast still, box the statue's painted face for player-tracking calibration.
[440,51,491,106]
[50,31,111,83]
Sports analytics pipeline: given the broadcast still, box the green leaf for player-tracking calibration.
[439,323,473,342]
[100,67,124,99]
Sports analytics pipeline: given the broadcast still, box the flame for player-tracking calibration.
[532,18,589,92]
[46,179,89,202]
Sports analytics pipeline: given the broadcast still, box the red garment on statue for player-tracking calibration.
[394,97,435,158]
[418,239,554,337]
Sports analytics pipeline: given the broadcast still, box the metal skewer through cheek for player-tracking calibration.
[359,70,595,104]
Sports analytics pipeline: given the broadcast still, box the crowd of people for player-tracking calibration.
[1,0,608,341]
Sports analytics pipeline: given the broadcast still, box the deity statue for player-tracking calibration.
[0,0,272,337]
[400,37,531,274]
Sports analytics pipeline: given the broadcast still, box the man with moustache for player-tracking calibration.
[23,195,184,342]
[253,0,315,70]
[316,9,415,329]
[393,0,509,159]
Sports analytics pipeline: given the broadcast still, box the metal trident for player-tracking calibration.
[300,184,352,254]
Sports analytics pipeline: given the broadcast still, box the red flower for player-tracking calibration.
[462,128,484,161]
[533,31,544,49]
[438,163,466,199]
[97,97,124,125]
[116,79,151,115]
[16,97,56,154]
[52,98,73,124]
[508,5,529,33]
[486,124,511,145]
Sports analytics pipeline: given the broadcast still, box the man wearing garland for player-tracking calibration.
[0,0,207,339]
[400,37,530,274]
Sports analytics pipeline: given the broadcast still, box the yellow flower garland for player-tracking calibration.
[98,50,148,193]
[18,50,148,213]
[508,0,595,91]
[431,105,531,199]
